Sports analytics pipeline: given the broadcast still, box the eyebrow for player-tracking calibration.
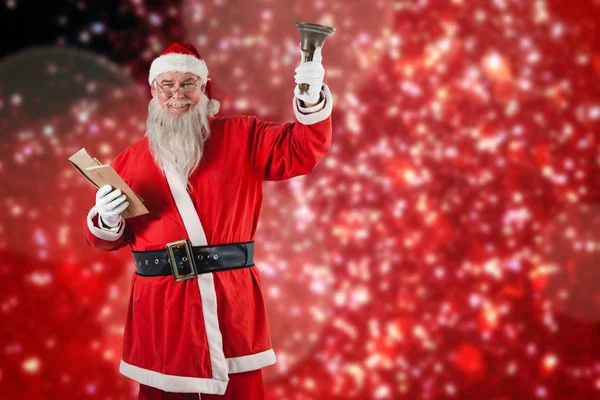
[160,78,195,84]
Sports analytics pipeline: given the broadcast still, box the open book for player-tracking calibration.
[69,148,149,219]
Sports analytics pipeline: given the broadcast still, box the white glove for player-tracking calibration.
[95,185,128,228]
[294,46,325,105]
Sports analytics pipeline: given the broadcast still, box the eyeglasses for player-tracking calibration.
[154,78,202,97]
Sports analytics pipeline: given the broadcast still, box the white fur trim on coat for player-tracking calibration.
[149,53,209,85]
[226,349,276,373]
[119,360,228,394]
[87,206,125,241]
[163,166,230,383]
[294,84,333,125]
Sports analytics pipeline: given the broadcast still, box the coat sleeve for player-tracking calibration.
[247,84,333,181]
[83,147,134,252]
[84,208,132,251]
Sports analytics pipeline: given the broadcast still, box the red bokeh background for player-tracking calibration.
[1,0,599,399]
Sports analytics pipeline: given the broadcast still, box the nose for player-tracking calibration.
[171,88,185,99]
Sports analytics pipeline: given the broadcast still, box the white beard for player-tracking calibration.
[146,95,211,189]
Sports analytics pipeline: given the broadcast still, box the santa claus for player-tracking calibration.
[84,42,332,399]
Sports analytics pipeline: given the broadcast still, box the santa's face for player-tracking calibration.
[146,75,211,186]
[151,72,205,116]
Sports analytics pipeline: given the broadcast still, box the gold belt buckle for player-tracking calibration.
[166,239,198,281]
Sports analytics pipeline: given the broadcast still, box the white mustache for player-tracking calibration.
[165,99,193,107]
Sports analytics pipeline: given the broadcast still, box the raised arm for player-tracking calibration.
[247,47,333,181]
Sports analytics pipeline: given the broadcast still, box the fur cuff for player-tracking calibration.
[293,84,333,125]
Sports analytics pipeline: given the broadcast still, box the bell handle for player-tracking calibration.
[298,50,314,95]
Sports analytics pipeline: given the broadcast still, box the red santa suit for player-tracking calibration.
[84,45,333,394]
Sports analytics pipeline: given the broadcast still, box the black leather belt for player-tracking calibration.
[132,240,254,281]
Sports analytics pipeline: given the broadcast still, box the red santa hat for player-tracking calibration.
[149,42,220,116]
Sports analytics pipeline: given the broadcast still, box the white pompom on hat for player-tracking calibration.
[149,42,220,116]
